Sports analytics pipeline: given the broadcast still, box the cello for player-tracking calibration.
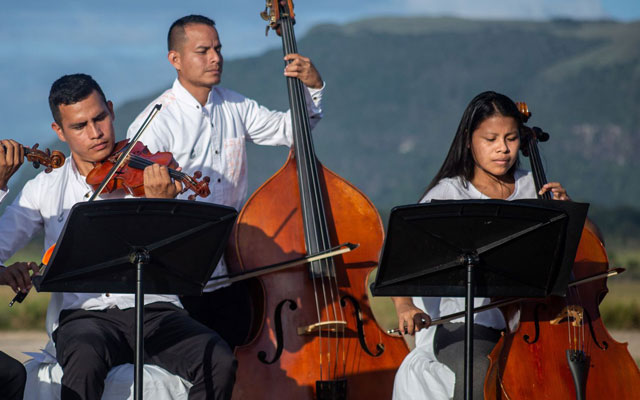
[484,103,640,399]
[227,1,409,398]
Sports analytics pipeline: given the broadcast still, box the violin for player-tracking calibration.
[484,102,640,399]
[1,142,65,173]
[85,139,211,200]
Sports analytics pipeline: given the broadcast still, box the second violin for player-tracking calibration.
[1,141,65,173]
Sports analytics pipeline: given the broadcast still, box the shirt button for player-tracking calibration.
[217,178,221,183]
[196,105,200,109]
[105,293,111,297]
[215,150,219,154]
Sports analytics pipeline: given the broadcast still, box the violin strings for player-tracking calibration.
[126,155,187,179]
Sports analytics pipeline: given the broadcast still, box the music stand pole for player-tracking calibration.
[131,250,149,400]
[464,253,479,400]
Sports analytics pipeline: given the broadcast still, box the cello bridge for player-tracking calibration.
[297,321,347,336]
[551,305,584,327]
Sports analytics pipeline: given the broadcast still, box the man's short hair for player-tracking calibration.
[168,15,216,51]
[49,74,107,125]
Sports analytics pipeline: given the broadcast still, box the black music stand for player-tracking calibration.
[371,199,588,400]
[33,199,237,400]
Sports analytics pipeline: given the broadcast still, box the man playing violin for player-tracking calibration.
[126,14,325,348]
[0,73,236,400]
[0,145,28,399]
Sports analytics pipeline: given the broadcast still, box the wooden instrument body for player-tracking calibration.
[486,102,640,398]
[229,152,409,399]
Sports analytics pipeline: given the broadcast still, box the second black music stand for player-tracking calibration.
[371,199,588,400]
[33,199,237,400]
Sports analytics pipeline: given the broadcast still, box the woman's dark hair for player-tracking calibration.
[421,91,523,198]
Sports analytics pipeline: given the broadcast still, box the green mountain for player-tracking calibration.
[116,17,640,213]
[4,17,638,246]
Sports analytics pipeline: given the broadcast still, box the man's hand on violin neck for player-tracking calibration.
[0,139,25,190]
[143,163,183,199]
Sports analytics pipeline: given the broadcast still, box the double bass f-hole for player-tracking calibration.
[258,299,297,365]
[341,295,384,357]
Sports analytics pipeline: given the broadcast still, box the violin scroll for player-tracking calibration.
[181,170,211,200]
[1,142,66,173]
[24,143,66,173]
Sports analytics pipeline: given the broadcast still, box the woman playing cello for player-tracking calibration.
[391,91,572,400]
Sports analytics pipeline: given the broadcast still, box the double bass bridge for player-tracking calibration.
[297,320,347,336]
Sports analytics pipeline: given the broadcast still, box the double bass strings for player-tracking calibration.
[280,11,347,381]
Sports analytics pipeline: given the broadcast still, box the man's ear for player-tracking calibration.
[107,100,115,121]
[168,50,181,71]
[51,121,67,143]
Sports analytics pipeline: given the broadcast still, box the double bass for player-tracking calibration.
[484,103,640,399]
[227,1,409,398]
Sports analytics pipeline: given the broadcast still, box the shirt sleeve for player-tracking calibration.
[242,82,325,146]
[0,180,44,264]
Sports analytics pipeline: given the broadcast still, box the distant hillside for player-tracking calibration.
[115,17,640,214]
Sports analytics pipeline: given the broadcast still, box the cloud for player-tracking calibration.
[401,0,607,20]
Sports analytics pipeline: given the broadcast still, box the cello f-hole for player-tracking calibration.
[583,310,608,350]
[257,299,297,364]
[523,303,545,344]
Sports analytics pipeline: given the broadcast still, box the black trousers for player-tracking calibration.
[0,350,26,400]
[53,302,236,400]
[181,282,252,349]
[434,322,501,400]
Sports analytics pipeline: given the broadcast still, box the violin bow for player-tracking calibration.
[88,104,162,202]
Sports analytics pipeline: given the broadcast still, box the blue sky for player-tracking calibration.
[1,0,638,147]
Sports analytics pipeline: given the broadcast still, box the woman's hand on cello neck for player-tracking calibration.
[392,297,431,335]
[539,181,607,244]
[539,182,570,200]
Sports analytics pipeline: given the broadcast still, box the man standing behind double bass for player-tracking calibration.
[126,14,325,348]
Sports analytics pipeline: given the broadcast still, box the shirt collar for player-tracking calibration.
[172,78,214,113]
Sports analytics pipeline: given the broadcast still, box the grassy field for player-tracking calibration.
[1,238,639,333]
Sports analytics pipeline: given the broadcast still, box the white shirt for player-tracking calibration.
[0,157,181,342]
[126,79,324,290]
[393,169,537,400]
